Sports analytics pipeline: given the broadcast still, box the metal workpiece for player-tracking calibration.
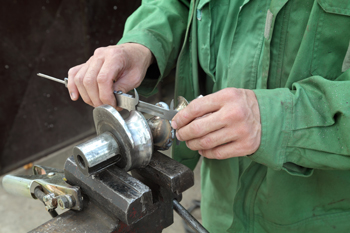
[74,105,153,175]
[64,156,153,225]
[175,96,189,112]
[148,102,174,150]
[73,132,121,176]
[93,105,153,171]
[2,165,83,211]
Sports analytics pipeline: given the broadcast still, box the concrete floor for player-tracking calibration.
[0,140,202,233]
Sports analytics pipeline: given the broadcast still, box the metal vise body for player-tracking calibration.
[28,151,194,233]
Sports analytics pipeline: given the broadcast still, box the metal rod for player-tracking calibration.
[34,187,58,218]
[37,73,68,87]
[172,199,209,233]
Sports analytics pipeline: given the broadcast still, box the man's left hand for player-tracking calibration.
[171,88,261,159]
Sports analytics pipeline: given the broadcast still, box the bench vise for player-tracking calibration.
[3,102,208,233]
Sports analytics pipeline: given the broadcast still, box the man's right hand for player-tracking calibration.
[67,43,154,109]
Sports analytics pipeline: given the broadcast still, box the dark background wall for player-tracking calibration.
[0,0,141,175]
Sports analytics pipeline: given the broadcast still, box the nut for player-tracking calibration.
[43,193,57,209]
[57,195,74,210]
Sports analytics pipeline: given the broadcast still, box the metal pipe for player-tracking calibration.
[172,199,209,233]
[73,132,121,176]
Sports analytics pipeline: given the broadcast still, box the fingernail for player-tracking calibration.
[171,121,177,129]
[198,150,203,156]
[70,92,76,100]
[176,131,182,141]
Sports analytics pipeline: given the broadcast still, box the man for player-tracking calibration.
[67,0,350,232]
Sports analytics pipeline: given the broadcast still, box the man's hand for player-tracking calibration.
[67,43,154,108]
[171,88,261,159]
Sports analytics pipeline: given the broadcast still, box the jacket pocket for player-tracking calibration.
[311,0,350,80]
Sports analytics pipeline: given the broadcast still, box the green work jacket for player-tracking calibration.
[118,0,350,232]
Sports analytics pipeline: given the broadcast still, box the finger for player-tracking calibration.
[74,62,93,106]
[185,127,236,151]
[67,64,83,101]
[176,112,223,141]
[97,58,124,108]
[83,57,104,107]
[199,139,253,160]
[171,94,221,130]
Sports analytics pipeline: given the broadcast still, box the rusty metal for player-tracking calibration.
[173,200,209,233]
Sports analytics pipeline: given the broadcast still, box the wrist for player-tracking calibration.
[128,43,154,68]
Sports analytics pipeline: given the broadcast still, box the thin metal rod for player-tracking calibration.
[34,187,58,218]
[37,73,68,87]
[173,199,209,233]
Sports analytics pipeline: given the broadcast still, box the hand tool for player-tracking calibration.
[37,73,68,87]
[37,73,178,121]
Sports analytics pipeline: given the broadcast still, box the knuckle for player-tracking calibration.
[83,76,94,87]
[233,107,247,121]
[199,136,213,149]
[94,47,104,56]
[99,93,112,104]
[110,46,125,58]
[96,73,109,84]
[237,126,249,137]
[75,75,84,85]
[190,121,202,135]
[68,67,76,76]
[189,103,201,116]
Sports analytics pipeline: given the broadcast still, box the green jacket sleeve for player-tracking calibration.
[251,70,350,176]
[117,0,189,96]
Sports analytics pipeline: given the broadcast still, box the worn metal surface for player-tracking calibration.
[65,156,153,225]
[133,151,194,195]
[0,0,141,175]
[29,200,120,233]
[26,150,199,233]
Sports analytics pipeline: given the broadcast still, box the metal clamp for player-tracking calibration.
[2,165,83,211]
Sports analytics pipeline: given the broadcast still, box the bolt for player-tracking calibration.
[47,172,55,177]
[57,195,74,210]
[43,193,57,209]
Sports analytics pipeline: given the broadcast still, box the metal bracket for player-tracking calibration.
[2,165,83,211]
